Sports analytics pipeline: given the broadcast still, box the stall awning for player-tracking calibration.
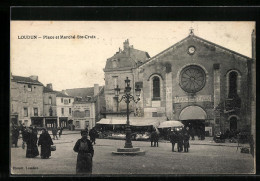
[179,106,207,120]
[97,117,166,127]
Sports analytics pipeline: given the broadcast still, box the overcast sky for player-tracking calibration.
[11,21,255,91]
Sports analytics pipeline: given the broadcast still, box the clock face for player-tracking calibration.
[180,65,206,93]
[188,46,195,54]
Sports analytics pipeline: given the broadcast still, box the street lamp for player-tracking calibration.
[114,77,141,148]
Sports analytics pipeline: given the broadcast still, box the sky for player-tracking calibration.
[11,21,255,91]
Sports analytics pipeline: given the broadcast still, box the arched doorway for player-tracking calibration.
[179,106,207,140]
[229,116,238,131]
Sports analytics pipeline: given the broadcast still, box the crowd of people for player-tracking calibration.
[11,124,60,159]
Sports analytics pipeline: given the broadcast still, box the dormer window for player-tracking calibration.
[28,84,32,92]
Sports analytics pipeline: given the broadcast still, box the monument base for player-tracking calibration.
[112,147,145,156]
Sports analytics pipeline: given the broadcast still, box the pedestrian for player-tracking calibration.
[150,129,159,147]
[52,127,58,140]
[190,127,195,140]
[11,126,20,148]
[25,127,39,158]
[177,131,183,152]
[38,128,53,159]
[169,130,178,152]
[183,132,190,152]
[21,125,28,149]
[73,130,94,174]
[59,127,63,138]
[89,127,97,145]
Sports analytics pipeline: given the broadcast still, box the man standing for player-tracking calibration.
[89,127,98,145]
[11,126,20,148]
[169,130,178,152]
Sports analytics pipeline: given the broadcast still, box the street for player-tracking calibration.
[11,132,254,175]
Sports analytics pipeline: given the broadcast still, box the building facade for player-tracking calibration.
[65,84,105,130]
[56,92,74,128]
[103,32,254,135]
[43,83,58,128]
[10,75,44,127]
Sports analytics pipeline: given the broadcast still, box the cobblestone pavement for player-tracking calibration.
[11,134,254,175]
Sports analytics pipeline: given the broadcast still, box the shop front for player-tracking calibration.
[31,116,44,127]
[11,114,18,125]
[59,117,68,128]
[45,117,58,128]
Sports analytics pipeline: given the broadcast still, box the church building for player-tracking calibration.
[103,30,254,135]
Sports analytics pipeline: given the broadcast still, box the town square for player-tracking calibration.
[10,21,256,175]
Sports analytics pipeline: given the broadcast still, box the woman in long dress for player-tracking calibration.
[38,128,53,159]
[73,130,94,174]
[26,127,39,158]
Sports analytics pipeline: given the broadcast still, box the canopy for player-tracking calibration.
[179,106,207,120]
[96,117,166,127]
[158,120,184,128]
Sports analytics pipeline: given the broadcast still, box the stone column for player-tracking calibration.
[213,64,221,133]
[165,71,173,119]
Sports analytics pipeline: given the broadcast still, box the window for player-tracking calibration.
[85,110,90,117]
[24,107,28,117]
[27,84,32,91]
[113,76,118,88]
[152,112,158,117]
[85,121,89,128]
[11,104,14,112]
[75,121,80,128]
[34,108,38,116]
[69,108,72,115]
[153,76,160,100]
[24,120,28,126]
[69,99,71,103]
[61,98,63,103]
[49,97,52,104]
[61,108,64,115]
[228,71,238,98]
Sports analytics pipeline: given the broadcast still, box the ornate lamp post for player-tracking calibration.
[114,77,141,148]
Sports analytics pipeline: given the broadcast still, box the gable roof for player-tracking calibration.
[11,75,43,86]
[139,34,252,69]
[65,86,104,101]
[43,86,73,98]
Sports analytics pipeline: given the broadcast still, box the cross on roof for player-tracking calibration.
[189,27,194,35]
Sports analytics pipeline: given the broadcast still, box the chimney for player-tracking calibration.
[47,83,53,90]
[29,75,38,81]
[94,84,99,96]
[123,39,129,50]
[62,90,68,95]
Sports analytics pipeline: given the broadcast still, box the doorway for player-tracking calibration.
[230,117,238,131]
[182,119,205,140]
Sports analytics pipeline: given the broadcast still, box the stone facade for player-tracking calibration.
[10,75,44,126]
[104,33,254,134]
[56,93,74,128]
[73,101,95,130]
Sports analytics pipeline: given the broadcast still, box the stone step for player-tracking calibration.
[117,147,140,152]
[112,150,146,156]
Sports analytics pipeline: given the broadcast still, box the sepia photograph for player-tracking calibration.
[10,21,256,175]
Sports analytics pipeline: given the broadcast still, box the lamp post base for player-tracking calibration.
[124,126,133,148]
[112,147,146,156]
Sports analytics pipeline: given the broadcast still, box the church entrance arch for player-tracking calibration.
[179,106,207,140]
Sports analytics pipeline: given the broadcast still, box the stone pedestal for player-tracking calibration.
[112,147,145,155]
